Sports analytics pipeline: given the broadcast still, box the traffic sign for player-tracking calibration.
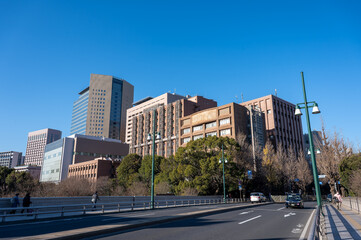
[318,175,326,179]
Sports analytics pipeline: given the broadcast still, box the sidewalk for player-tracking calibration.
[323,204,361,239]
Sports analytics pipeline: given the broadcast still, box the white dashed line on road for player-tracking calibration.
[277,207,285,210]
[284,212,296,218]
[238,215,262,225]
[239,211,253,215]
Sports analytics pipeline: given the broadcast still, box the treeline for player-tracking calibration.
[1,129,360,198]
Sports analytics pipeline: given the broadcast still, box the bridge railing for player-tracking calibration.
[0,197,242,222]
[307,205,321,240]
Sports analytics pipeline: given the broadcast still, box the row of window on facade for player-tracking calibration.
[181,118,231,135]
[69,164,97,172]
[45,152,62,159]
[181,128,231,144]
[28,134,47,141]
[42,168,60,175]
[73,152,122,159]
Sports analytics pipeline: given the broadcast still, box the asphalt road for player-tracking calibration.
[0,203,251,239]
[89,202,317,240]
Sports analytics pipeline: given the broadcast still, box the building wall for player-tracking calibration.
[24,128,62,166]
[68,159,120,181]
[241,95,303,154]
[128,95,217,158]
[72,135,129,164]
[126,93,186,145]
[85,74,134,141]
[14,165,41,180]
[179,103,248,146]
[0,151,22,168]
[70,88,89,135]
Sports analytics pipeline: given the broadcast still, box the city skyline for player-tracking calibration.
[1,1,361,153]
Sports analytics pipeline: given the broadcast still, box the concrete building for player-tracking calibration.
[70,74,134,142]
[40,134,129,183]
[127,94,217,157]
[179,102,257,145]
[24,128,62,166]
[14,165,41,180]
[0,151,22,168]
[241,95,303,154]
[68,159,120,182]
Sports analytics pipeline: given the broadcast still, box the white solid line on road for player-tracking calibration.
[277,207,285,210]
[299,209,316,240]
[238,215,262,225]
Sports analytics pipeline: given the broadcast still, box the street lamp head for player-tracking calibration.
[295,105,302,116]
[156,132,161,140]
[225,159,228,163]
[316,148,321,154]
[147,133,152,141]
[219,159,222,163]
[307,149,311,155]
[312,103,321,114]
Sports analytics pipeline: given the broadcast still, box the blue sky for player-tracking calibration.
[1,0,360,153]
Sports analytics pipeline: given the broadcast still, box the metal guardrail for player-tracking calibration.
[307,205,321,240]
[0,197,243,223]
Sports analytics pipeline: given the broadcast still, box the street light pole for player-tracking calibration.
[295,72,322,208]
[219,143,227,203]
[151,109,156,209]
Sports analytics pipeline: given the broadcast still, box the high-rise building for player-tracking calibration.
[70,74,134,142]
[241,95,303,154]
[40,134,129,183]
[127,94,217,157]
[0,151,22,168]
[24,128,62,166]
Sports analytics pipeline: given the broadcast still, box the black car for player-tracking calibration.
[285,194,304,208]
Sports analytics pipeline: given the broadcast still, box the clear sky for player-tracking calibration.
[1,0,360,153]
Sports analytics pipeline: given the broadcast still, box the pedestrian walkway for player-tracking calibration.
[323,204,361,240]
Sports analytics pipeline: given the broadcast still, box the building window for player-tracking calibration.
[219,118,231,126]
[193,134,203,140]
[182,137,191,144]
[206,132,217,137]
[220,129,231,136]
[193,125,203,132]
[182,128,191,135]
[206,121,216,129]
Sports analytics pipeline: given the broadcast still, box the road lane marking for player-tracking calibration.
[292,228,302,234]
[284,212,296,217]
[299,209,316,240]
[239,211,253,215]
[277,207,285,210]
[238,215,261,225]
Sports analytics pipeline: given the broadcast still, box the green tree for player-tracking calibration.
[5,171,36,194]
[116,154,142,188]
[261,141,281,193]
[0,166,13,196]
[339,153,361,195]
[138,155,164,188]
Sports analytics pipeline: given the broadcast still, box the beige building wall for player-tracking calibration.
[24,128,62,166]
[179,103,248,146]
[128,95,217,158]
[241,95,303,153]
[68,159,120,182]
[85,74,134,142]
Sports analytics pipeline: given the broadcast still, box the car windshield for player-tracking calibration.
[288,197,301,201]
[251,193,260,196]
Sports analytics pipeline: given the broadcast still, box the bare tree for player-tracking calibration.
[180,187,199,196]
[318,125,353,196]
[155,182,171,195]
[295,151,313,195]
[261,141,281,193]
[127,181,149,196]
[349,170,361,196]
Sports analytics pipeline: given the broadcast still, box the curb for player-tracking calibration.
[19,202,272,240]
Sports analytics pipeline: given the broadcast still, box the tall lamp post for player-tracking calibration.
[295,72,322,207]
[147,109,161,209]
[219,144,228,203]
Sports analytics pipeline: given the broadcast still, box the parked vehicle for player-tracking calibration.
[285,193,304,208]
[327,194,332,202]
[250,192,266,203]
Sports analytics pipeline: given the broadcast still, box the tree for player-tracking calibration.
[318,126,353,196]
[295,151,313,195]
[339,153,361,195]
[349,170,361,196]
[116,154,142,189]
[261,141,282,193]
[5,171,36,194]
[0,166,13,196]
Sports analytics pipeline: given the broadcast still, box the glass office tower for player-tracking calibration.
[70,88,89,135]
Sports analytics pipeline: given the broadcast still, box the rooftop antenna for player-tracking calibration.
[275,89,277,96]
[241,93,244,103]
[235,95,238,103]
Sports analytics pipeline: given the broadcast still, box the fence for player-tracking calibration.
[0,196,244,223]
[307,206,321,240]
[342,197,360,214]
